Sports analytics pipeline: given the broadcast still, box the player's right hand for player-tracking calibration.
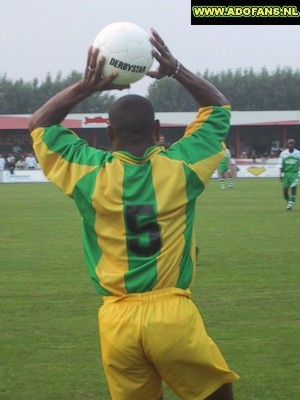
[82,46,130,92]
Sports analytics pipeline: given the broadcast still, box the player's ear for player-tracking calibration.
[107,125,115,142]
[154,119,160,141]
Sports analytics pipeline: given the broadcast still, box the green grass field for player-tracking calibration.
[1,179,299,400]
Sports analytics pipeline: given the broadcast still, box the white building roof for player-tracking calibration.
[1,110,300,129]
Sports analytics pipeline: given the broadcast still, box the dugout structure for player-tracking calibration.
[0,110,299,157]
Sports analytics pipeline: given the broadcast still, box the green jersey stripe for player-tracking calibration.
[176,162,204,288]
[73,168,111,295]
[123,163,159,292]
[39,125,108,167]
[181,105,230,162]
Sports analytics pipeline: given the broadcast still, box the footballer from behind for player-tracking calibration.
[28,28,239,400]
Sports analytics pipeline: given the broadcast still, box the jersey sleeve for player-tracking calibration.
[169,105,231,185]
[31,125,106,196]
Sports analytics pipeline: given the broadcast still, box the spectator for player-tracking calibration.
[15,155,27,170]
[157,133,171,148]
[0,153,6,171]
[270,139,282,158]
[25,153,37,169]
[12,142,22,154]
[6,153,16,175]
[250,149,257,163]
[261,152,269,164]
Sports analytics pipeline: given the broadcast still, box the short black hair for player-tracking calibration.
[108,95,155,139]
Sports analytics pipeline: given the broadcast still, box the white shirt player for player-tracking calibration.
[279,148,300,174]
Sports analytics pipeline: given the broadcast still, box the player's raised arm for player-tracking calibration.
[147,28,228,107]
[28,47,129,131]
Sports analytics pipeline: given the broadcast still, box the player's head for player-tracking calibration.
[287,139,295,152]
[108,95,160,145]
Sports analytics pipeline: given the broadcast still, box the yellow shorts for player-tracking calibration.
[98,288,239,400]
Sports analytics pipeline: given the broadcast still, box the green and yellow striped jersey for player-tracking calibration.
[31,105,230,296]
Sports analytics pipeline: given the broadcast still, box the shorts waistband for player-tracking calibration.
[102,287,191,304]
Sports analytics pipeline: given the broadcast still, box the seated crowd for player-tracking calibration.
[0,151,39,173]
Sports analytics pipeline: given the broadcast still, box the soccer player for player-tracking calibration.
[28,29,239,400]
[217,147,235,189]
[279,138,300,211]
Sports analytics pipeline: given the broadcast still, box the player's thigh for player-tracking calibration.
[283,173,298,188]
[283,175,290,189]
[144,296,238,399]
[98,301,162,400]
[290,175,299,188]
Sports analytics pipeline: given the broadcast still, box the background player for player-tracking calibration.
[218,147,235,189]
[279,138,300,210]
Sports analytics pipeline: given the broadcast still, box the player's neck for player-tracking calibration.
[113,141,156,157]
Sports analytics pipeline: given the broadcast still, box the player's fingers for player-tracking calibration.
[150,28,165,47]
[85,46,94,72]
[94,71,130,90]
[147,70,164,80]
[88,47,99,72]
[150,36,165,55]
[94,55,105,76]
[150,29,171,57]
[151,49,163,64]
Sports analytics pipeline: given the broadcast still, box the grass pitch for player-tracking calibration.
[0,179,299,400]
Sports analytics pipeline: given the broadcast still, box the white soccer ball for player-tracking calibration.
[92,22,154,85]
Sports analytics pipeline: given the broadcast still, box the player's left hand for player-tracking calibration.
[82,46,130,92]
[147,28,179,80]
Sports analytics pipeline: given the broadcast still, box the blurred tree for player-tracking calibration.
[147,78,197,111]
[1,67,300,114]
[0,71,116,114]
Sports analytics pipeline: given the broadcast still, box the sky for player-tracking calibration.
[1,0,300,97]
